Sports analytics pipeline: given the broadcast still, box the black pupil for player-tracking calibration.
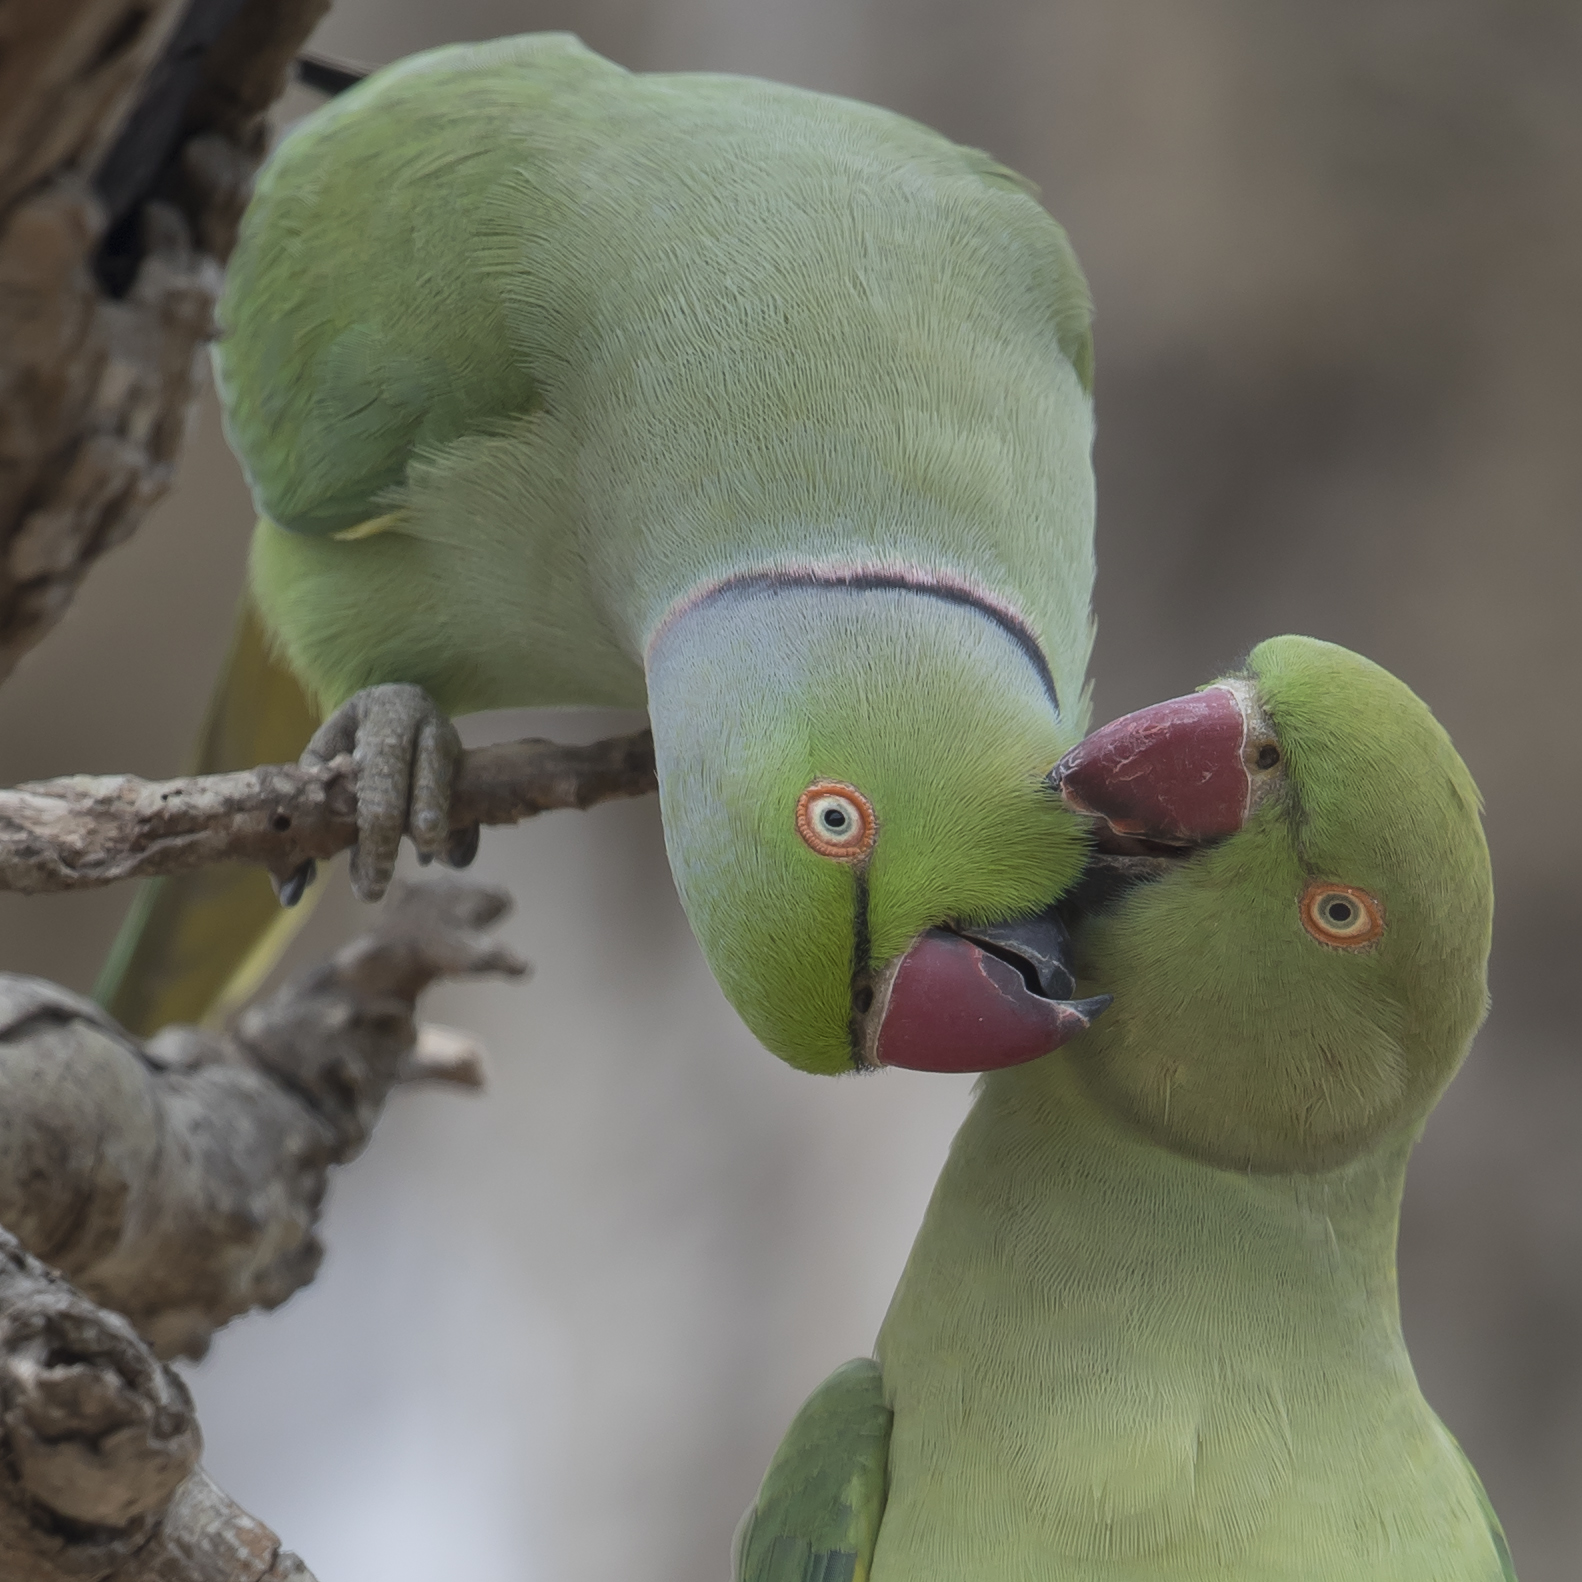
[823,806,849,831]
[1324,898,1354,924]
[1256,744,1280,769]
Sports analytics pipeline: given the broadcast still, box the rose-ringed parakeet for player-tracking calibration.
[97,31,1111,1076]
[737,635,1514,1581]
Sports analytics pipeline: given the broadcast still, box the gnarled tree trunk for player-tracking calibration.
[0,0,328,684]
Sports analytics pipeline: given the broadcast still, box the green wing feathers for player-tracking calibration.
[213,36,574,539]
[734,1359,891,1582]
[94,598,321,1035]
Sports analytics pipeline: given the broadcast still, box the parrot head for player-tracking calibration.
[1047,634,1493,1172]
[647,575,1103,1075]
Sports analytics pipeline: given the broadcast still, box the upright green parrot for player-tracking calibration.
[737,634,1513,1582]
[98,32,1112,1075]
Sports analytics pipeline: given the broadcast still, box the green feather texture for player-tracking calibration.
[748,638,1510,1579]
[1073,634,1493,1175]
[734,1359,891,1582]
[216,33,1100,1069]
[648,585,1085,1070]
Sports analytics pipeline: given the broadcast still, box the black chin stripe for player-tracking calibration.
[848,868,873,1070]
[694,569,1061,715]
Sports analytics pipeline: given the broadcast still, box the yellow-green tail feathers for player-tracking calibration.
[94,594,321,1035]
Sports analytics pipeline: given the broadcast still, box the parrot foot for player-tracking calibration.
[300,684,480,904]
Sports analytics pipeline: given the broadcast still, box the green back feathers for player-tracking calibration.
[216,38,579,537]
[222,34,1098,711]
[220,32,1093,545]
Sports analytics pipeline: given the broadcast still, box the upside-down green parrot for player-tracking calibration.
[737,634,1514,1581]
[98,32,1113,1075]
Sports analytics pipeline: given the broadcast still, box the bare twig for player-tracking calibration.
[0,1229,317,1582]
[0,728,657,894]
[0,881,527,1360]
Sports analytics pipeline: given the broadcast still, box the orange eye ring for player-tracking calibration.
[796,781,877,862]
[1300,881,1384,949]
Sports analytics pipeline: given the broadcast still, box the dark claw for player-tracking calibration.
[272,859,317,908]
[443,823,481,870]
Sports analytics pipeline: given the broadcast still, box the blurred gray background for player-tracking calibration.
[1,1,1577,1577]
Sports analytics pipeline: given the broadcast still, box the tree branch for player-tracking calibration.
[0,8,564,1573]
[0,1228,317,1582]
[0,730,657,894]
[0,0,329,685]
[0,879,528,1577]
[0,880,526,1360]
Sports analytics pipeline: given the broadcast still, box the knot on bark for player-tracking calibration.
[0,1230,198,1535]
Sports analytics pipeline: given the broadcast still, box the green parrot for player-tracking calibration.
[737,634,1514,1582]
[98,32,1112,1074]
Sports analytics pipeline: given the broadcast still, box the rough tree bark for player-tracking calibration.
[0,3,653,1575]
[0,0,328,685]
[0,1234,314,1582]
[0,880,526,1359]
[0,879,526,1579]
[0,4,379,1571]
[0,6,656,1575]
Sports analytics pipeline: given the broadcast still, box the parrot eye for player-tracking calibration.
[1300,881,1384,949]
[796,782,877,862]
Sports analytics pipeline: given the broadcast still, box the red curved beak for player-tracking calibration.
[864,686,1260,1074]
[869,917,1110,1073]
[1049,685,1253,844]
